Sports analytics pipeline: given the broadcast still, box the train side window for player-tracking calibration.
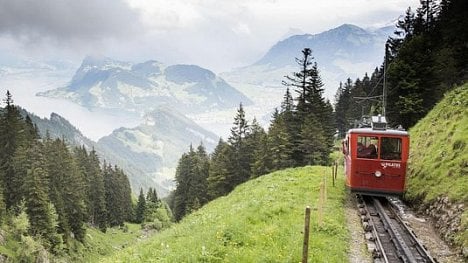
[342,138,349,155]
[357,136,378,159]
[381,137,402,160]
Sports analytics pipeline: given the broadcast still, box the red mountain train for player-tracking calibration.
[342,116,409,196]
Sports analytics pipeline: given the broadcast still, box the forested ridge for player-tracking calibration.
[0,91,160,261]
[335,0,467,133]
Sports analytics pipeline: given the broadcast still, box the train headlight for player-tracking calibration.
[375,170,382,178]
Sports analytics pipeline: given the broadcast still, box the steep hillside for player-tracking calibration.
[102,166,349,262]
[406,84,468,253]
[97,107,219,193]
[19,109,95,149]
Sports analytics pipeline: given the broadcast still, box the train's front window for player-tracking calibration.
[357,136,378,159]
[381,137,402,160]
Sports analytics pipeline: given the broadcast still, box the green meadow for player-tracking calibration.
[101,166,349,262]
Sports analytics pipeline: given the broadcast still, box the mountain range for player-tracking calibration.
[38,56,253,115]
[222,24,393,100]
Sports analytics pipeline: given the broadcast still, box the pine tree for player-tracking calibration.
[87,149,107,231]
[299,115,328,165]
[228,103,251,185]
[0,91,26,212]
[172,150,192,221]
[282,48,314,110]
[135,188,146,223]
[281,49,333,166]
[23,143,62,250]
[207,139,235,200]
[193,144,210,205]
[251,120,271,178]
[45,138,87,242]
[103,164,129,227]
[267,117,294,170]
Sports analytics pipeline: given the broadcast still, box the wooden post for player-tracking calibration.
[324,176,327,204]
[318,182,324,227]
[332,165,335,187]
[302,206,311,263]
[334,161,338,181]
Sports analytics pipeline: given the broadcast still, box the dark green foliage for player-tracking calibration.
[334,0,467,133]
[46,138,87,242]
[334,68,385,137]
[75,147,107,231]
[0,91,27,212]
[385,0,468,128]
[281,48,334,166]
[135,188,146,224]
[22,143,62,250]
[142,188,172,230]
[207,140,236,200]
[247,118,269,178]
[228,104,252,186]
[146,187,159,203]
[104,165,132,227]
[267,114,294,170]
[299,115,328,165]
[172,144,211,221]
[0,91,134,257]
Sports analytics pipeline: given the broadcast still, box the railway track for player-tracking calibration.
[357,195,437,263]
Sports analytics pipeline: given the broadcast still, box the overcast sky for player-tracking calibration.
[0,0,420,72]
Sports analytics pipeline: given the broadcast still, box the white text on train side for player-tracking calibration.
[381,162,401,169]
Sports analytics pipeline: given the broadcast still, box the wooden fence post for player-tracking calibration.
[334,161,338,181]
[302,206,311,263]
[332,165,335,187]
[318,182,324,227]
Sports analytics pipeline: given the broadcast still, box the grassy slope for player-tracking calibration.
[102,166,349,262]
[405,83,468,249]
[0,223,143,262]
[73,224,143,262]
[406,84,468,202]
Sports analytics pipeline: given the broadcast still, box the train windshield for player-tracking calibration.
[357,136,378,159]
[380,137,402,160]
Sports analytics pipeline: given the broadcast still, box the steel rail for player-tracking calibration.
[373,198,418,262]
[360,195,438,263]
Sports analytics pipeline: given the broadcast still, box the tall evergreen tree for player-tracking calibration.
[87,149,107,231]
[135,188,146,224]
[23,143,62,250]
[282,48,314,110]
[45,138,87,242]
[267,116,294,170]
[0,91,26,212]
[207,139,235,200]
[228,103,251,185]
[246,118,268,178]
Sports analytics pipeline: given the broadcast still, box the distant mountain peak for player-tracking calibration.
[80,55,131,71]
[39,56,252,114]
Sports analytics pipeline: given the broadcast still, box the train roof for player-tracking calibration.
[347,128,409,136]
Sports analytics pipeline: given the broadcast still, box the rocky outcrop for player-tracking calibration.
[422,196,466,258]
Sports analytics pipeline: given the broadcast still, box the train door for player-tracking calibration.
[342,136,351,184]
[355,135,382,189]
[379,136,406,191]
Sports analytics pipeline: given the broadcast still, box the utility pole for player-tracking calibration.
[383,43,388,116]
